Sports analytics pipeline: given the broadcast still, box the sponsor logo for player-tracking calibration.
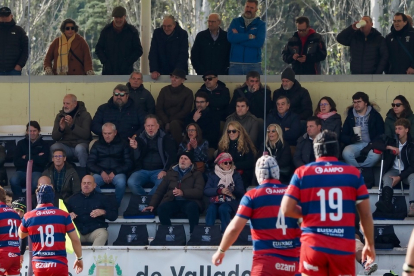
[378,228,384,235]
[317,228,345,237]
[8,241,19,246]
[0,268,5,273]
[8,252,18,257]
[315,166,343,174]
[37,252,55,256]
[272,240,293,248]
[275,262,296,272]
[36,210,55,216]
[88,253,122,276]
[204,227,210,235]
[303,261,319,271]
[266,188,287,194]
[35,262,57,269]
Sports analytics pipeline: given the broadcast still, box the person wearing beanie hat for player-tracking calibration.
[281,67,295,83]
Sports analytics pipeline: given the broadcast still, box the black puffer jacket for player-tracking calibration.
[337,25,388,74]
[261,140,291,169]
[0,19,28,72]
[293,133,315,168]
[385,24,414,74]
[197,80,230,121]
[229,83,272,119]
[95,22,143,75]
[126,83,155,114]
[319,113,342,139]
[267,110,301,146]
[149,22,189,74]
[14,136,49,173]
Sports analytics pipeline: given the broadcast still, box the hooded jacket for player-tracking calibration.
[267,110,301,146]
[14,136,49,173]
[293,133,315,168]
[384,108,414,139]
[385,24,414,74]
[0,19,28,72]
[197,80,230,121]
[126,82,155,114]
[229,83,272,119]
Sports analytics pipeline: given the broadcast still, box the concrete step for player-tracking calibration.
[368,187,410,214]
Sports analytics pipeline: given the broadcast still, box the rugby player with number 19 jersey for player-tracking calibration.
[281,130,375,276]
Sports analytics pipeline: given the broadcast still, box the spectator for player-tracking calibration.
[0,7,28,75]
[5,189,12,207]
[228,71,271,120]
[386,13,414,74]
[177,123,209,172]
[385,95,414,139]
[51,94,91,178]
[227,0,265,75]
[218,121,256,188]
[67,175,118,246]
[225,97,260,147]
[204,153,244,232]
[293,116,322,168]
[196,71,230,121]
[149,15,189,79]
[44,19,94,75]
[143,151,205,233]
[126,71,155,114]
[0,144,6,187]
[127,115,177,196]
[407,14,414,27]
[42,149,81,204]
[337,15,388,74]
[191,13,231,75]
[10,121,48,199]
[186,91,221,149]
[282,16,327,75]
[155,68,194,145]
[273,67,313,121]
[95,6,143,75]
[267,96,301,146]
[314,96,342,138]
[91,84,145,142]
[87,123,133,206]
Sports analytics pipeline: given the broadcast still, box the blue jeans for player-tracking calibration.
[205,203,233,233]
[93,173,126,205]
[127,169,163,195]
[228,63,262,75]
[342,142,381,167]
[10,171,42,198]
[0,69,22,76]
[50,142,89,167]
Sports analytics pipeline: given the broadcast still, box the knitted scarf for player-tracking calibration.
[57,34,75,75]
[317,111,337,120]
[215,164,235,189]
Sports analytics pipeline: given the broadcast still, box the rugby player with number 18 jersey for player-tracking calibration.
[18,185,83,276]
[281,130,376,276]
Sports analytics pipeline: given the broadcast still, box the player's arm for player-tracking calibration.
[356,198,376,265]
[18,228,28,239]
[68,230,83,274]
[403,229,414,275]
[280,195,302,219]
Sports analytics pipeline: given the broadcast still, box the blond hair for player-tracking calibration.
[266,124,284,148]
[218,121,256,155]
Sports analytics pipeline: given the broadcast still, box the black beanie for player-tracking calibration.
[179,150,194,163]
[281,67,295,82]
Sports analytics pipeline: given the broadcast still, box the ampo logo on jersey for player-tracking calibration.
[315,167,343,174]
[36,210,56,216]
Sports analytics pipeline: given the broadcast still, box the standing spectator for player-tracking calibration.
[50,94,91,178]
[44,19,94,75]
[191,13,231,75]
[10,121,49,199]
[337,16,388,74]
[177,123,209,172]
[314,96,342,138]
[155,69,194,145]
[95,6,143,75]
[282,16,327,75]
[227,0,266,75]
[149,15,189,79]
[386,13,414,74]
[293,116,322,168]
[273,67,313,121]
[385,95,414,139]
[204,153,244,233]
[0,7,28,75]
[126,71,155,114]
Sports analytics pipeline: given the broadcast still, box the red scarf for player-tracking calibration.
[317,111,337,120]
[299,28,316,54]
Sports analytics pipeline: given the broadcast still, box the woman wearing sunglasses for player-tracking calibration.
[204,152,244,232]
[385,95,414,139]
[314,96,342,138]
[177,123,209,172]
[218,121,256,188]
[44,18,94,75]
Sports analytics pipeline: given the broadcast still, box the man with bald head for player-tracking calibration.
[191,13,231,75]
[51,94,91,178]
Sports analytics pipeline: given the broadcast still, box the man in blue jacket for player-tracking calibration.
[227,0,266,75]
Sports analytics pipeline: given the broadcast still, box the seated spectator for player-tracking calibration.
[143,151,205,233]
[293,116,322,168]
[155,68,194,145]
[218,121,256,188]
[385,95,414,139]
[0,144,6,187]
[185,91,220,149]
[42,149,81,204]
[228,71,271,120]
[178,123,209,172]
[87,123,133,206]
[91,84,145,142]
[50,94,91,178]
[196,71,230,121]
[126,71,155,114]
[314,96,342,138]
[204,153,244,232]
[44,19,94,75]
[10,121,49,199]
[267,96,301,146]
[5,189,12,207]
[67,175,118,246]
[127,115,176,195]
[225,97,260,147]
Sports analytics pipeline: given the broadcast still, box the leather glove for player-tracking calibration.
[350,133,361,144]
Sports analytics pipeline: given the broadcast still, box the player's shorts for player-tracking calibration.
[32,260,68,276]
[251,255,300,276]
[0,251,20,275]
[299,243,355,276]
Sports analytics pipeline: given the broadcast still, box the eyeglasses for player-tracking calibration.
[195,101,206,104]
[114,92,128,97]
[187,129,196,132]
[319,103,329,107]
[392,103,403,107]
[203,77,216,81]
[227,130,238,134]
[222,161,233,165]
[53,155,64,158]
[65,26,75,30]
[267,129,276,133]
[297,28,308,33]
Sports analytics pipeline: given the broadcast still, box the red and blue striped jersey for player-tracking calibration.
[285,157,369,255]
[0,203,21,254]
[236,179,301,261]
[19,203,75,264]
